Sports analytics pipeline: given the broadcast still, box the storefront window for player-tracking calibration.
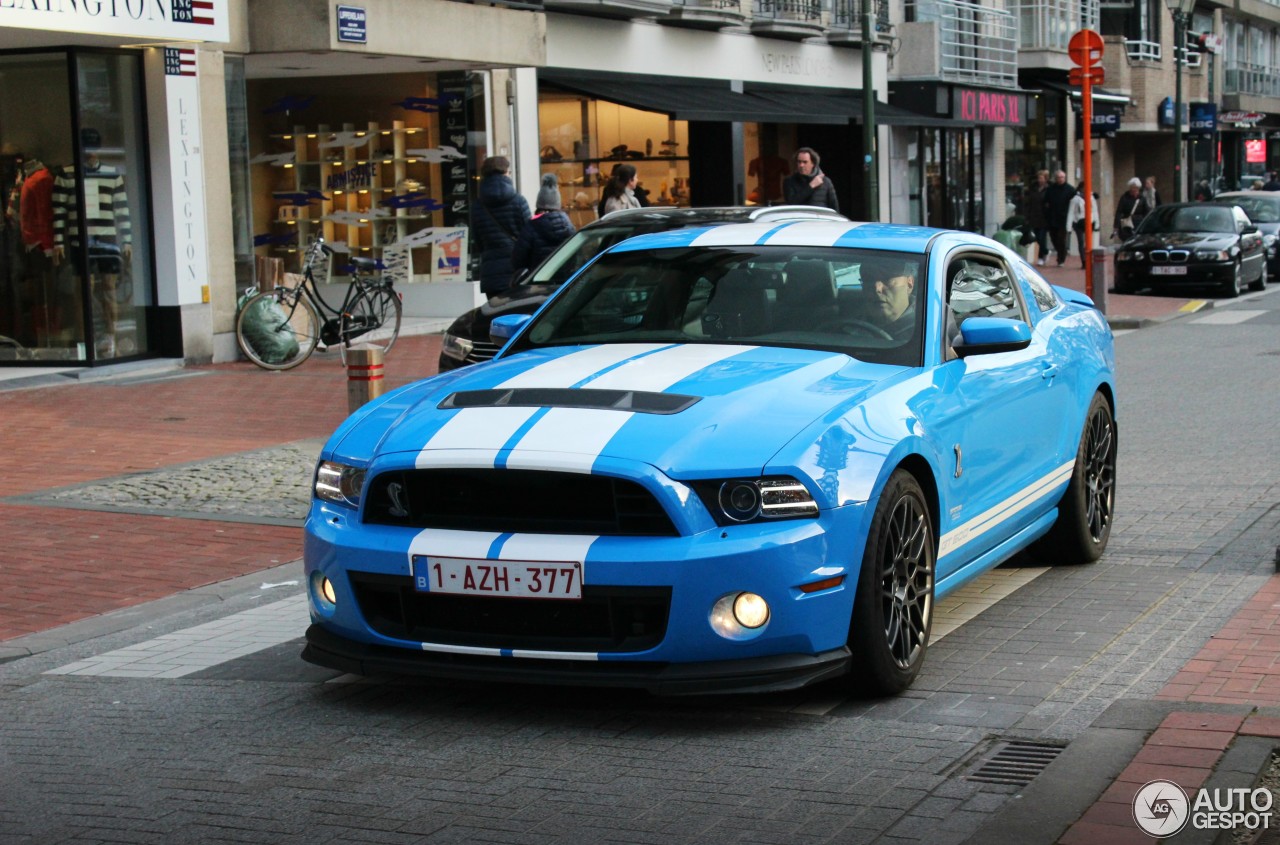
[538,91,689,227]
[248,72,474,285]
[1,49,150,364]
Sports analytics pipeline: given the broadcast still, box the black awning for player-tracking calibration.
[541,72,939,126]
[1036,80,1133,105]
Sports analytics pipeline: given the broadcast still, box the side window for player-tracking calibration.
[1020,261,1060,314]
[946,257,1026,328]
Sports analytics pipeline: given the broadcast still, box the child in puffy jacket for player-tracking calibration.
[512,173,576,280]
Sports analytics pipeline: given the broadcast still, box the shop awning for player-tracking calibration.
[1037,80,1133,105]
[541,73,949,126]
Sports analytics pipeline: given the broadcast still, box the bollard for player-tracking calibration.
[1090,247,1111,314]
[346,345,385,414]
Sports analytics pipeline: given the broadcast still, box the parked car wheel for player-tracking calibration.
[1250,261,1267,292]
[1221,261,1243,298]
[1031,393,1117,565]
[847,470,935,695]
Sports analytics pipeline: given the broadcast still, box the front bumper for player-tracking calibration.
[302,623,852,695]
[1114,260,1236,289]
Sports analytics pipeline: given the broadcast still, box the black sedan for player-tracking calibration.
[1114,202,1267,298]
[1211,190,1280,275]
[438,205,847,371]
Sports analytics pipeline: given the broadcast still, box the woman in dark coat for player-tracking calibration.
[473,156,531,298]
[513,173,576,277]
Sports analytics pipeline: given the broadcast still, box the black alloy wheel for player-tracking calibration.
[1031,392,1117,564]
[847,471,935,695]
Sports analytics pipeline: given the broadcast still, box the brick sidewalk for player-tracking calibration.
[0,334,441,644]
[1056,574,1280,844]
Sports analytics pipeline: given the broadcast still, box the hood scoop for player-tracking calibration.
[438,388,701,415]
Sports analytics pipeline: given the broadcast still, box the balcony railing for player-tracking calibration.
[1225,60,1280,98]
[1124,39,1161,61]
[905,0,1019,88]
[830,0,891,34]
[665,0,746,28]
[750,0,824,39]
[1012,0,1097,52]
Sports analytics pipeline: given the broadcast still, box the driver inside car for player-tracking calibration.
[855,256,919,340]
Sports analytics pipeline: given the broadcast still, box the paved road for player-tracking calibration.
[1,290,1278,844]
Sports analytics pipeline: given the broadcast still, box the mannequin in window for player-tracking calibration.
[16,158,58,343]
[53,128,132,357]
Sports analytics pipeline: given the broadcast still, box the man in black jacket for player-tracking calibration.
[783,147,839,212]
[1043,170,1077,267]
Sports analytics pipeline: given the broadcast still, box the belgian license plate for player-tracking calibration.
[413,556,582,600]
[1151,265,1187,275]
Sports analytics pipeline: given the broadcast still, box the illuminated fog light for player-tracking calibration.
[710,592,770,640]
[733,592,770,628]
[311,572,337,612]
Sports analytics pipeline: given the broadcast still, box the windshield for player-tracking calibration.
[1216,196,1280,224]
[1139,205,1236,234]
[507,245,926,367]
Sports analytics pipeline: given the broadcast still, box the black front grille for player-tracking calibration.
[349,572,671,652]
[466,340,500,363]
[363,469,678,536]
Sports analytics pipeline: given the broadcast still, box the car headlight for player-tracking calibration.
[692,476,819,525]
[1116,250,1144,262]
[441,332,474,362]
[1193,249,1231,261]
[315,461,366,507]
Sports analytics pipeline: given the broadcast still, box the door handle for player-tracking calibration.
[1041,363,1059,380]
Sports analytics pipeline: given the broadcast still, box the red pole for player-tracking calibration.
[1082,71,1094,299]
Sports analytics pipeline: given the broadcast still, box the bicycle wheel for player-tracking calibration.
[235,290,321,371]
[339,286,402,364]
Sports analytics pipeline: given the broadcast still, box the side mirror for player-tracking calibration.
[490,313,531,347]
[1243,224,1259,235]
[953,317,1032,358]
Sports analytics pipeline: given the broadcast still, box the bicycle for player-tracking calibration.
[235,237,402,371]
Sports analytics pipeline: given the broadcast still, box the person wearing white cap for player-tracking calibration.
[1112,177,1150,242]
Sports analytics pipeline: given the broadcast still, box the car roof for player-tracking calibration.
[583,205,848,231]
[607,220,942,254]
[1213,191,1279,201]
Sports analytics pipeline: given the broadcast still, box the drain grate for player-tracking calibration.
[967,740,1065,786]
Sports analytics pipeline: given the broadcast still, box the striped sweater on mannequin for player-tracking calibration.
[52,161,131,251]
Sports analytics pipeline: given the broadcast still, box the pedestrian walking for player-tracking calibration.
[1113,177,1150,242]
[600,163,642,215]
[512,173,576,279]
[1044,170,1077,266]
[473,155,531,299]
[782,147,839,211]
[1067,183,1099,269]
[1141,176,1161,210]
[1022,170,1049,265]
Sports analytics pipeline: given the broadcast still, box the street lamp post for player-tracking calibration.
[1166,0,1196,202]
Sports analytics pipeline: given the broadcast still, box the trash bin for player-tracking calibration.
[1091,247,1111,314]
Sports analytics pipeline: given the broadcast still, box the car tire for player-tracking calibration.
[846,470,935,696]
[1113,274,1134,295]
[1250,261,1267,292]
[1030,393,1117,565]
[1222,261,1242,298]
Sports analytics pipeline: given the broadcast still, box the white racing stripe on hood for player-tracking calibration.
[500,343,671,388]
[503,344,756,472]
[415,345,668,468]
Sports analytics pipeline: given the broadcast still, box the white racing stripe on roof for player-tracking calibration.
[762,221,865,246]
[503,344,755,472]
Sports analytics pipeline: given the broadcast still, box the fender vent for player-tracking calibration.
[967,740,1065,786]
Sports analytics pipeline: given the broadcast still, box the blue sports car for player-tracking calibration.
[302,221,1117,696]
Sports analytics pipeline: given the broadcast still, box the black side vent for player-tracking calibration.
[364,469,678,536]
[440,388,700,415]
[967,741,1065,786]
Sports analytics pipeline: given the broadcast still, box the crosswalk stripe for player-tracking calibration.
[1191,310,1267,325]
